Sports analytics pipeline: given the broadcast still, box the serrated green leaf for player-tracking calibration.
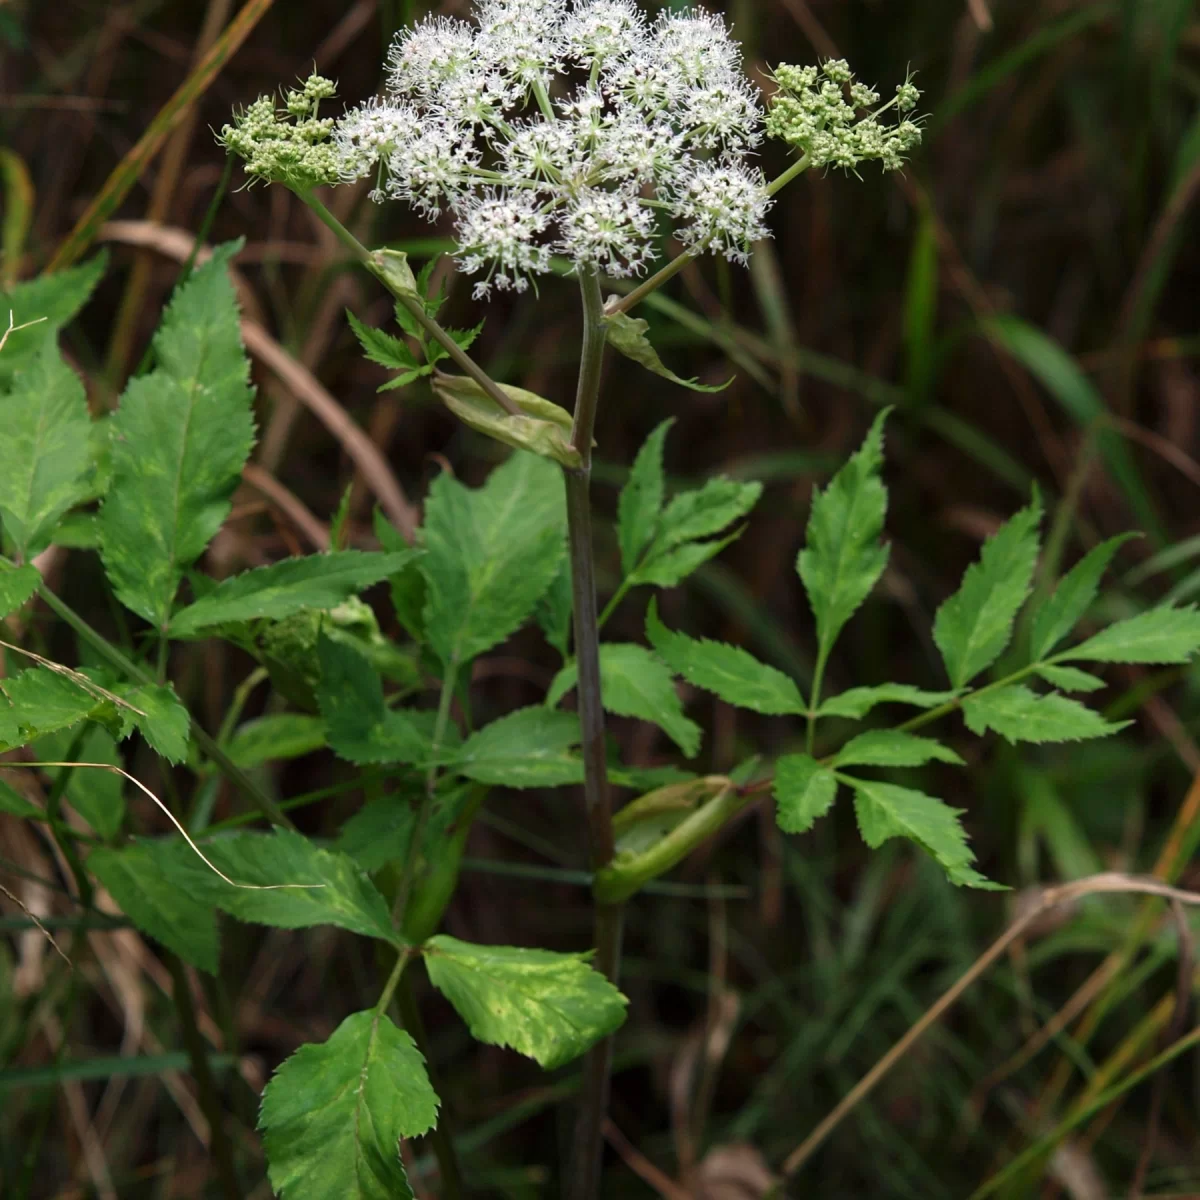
[658,477,762,551]
[89,841,219,972]
[169,829,400,944]
[0,340,93,557]
[833,730,963,768]
[260,1010,438,1200]
[629,528,744,589]
[1033,664,1106,693]
[797,410,891,659]
[316,635,433,766]
[546,642,701,757]
[170,551,416,637]
[424,935,627,1069]
[226,713,326,769]
[100,245,256,628]
[618,418,673,575]
[432,374,582,468]
[535,560,572,658]
[646,599,805,715]
[0,563,39,619]
[119,683,189,763]
[933,494,1043,688]
[421,452,565,670]
[1061,605,1200,665]
[445,707,582,787]
[0,254,106,385]
[1029,534,1139,660]
[816,684,954,720]
[774,753,837,833]
[962,684,1123,743]
[374,511,427,642]
[346,309,421,371]
[0,667,104,745]
[603,311,731,393]
[847,777,994,888]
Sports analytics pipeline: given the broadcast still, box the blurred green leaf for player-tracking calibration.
[817,684,953,720]
[962,685,1124,743]
[774,753,837,834]
[603,310,731,392]
[226,714,326,769]
[424,935,627,1069]
[0,563,39,619]
[1062,605,1200,664]
[833,730,963,768]
[1033,665,1106,693]
[119,682,189,763]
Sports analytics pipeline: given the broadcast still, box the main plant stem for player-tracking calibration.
[565,268,622,1200]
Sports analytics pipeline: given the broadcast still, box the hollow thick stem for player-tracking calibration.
[564,268,622,1200]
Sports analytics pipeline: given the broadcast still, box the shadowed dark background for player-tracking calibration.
[3,0,1200,1196]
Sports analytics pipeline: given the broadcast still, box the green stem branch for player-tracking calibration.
[296,190,521,416]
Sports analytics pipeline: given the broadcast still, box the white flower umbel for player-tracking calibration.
[329,0,771,295]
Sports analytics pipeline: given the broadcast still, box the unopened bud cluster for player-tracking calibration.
[220,75,341,190]
[766,59,923,173]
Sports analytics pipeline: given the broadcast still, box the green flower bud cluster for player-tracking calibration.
[765,59,923,173]
[219,74,342,189]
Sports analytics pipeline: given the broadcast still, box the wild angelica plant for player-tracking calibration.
[4,2,1200,1198]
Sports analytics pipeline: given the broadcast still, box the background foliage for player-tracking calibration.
[3,0,1200,1196]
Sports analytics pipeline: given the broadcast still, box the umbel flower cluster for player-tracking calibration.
[347,0,771,296]
[220,3,924,299]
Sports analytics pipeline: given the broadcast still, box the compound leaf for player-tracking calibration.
[445,707,583,788]
[797,410,890,660]
[1029,534,1138,660]
[962,684,1124,743]
[774,753,837,834]
[847,777,996,889]
[1061,605,1200,665]
[547,641,701,757]
[421,451,565,670]
[89,840,219,972]
[618,418,672,575]
[166,829,400,945]
[833,729,963,768]
[933,494,1043,688]
[170,551,416,637]
[424,935,627,1069]
[816,684,954,720]
[260,1010,438,1200]
[0,341,93,557]
[646,599,805,715]
[100,244,256,628]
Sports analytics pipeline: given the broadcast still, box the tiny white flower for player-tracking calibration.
[386,124,479,216]
[387,16,477,98]
[334,99,416,181]
[563,0,645,66]
[672,160,771,263]
[454,190,553,296]
[653,8,741,90]
[559,187,655,276]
